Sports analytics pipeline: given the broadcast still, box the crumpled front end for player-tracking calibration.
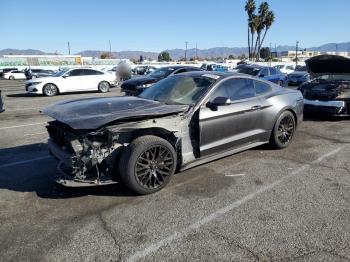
[47,121,124,186]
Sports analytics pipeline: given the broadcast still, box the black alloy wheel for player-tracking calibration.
[119,135,177,195]
[135,145,174,190]
[270,111,296,149]
[277,114,294,144]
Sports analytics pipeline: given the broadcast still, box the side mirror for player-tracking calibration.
[259,74,264,78]
[207,97,231,110]
[62,74,68,78]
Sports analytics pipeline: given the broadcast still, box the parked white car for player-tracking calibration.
[25,68,116,96]
[3,70,26,80]
[274,65,295,74]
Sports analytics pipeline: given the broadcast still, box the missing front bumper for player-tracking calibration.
[304,99,347,115]
[55,162,117,187]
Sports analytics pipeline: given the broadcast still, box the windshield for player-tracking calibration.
[139,75,215,105]
[238,67,260,76]
[149,67,176,78]
[53,69,68,77]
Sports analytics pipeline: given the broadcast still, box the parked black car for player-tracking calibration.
[299,55,350,116]
[0,68,18,78]
[24,68,55,80]
[132,65,157,75]
[121,66,202,95]
[0,90,4,113]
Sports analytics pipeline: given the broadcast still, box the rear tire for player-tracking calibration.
[43,84,58,96]
[270,111,296,149]
[119,135,177,195]
[98,81,110,93]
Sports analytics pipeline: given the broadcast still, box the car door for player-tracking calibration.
[199,78,262,157]
[81,69,103,90]
[62,69,84,92]
[253,80,275,141]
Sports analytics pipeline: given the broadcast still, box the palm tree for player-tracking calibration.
[249,15,260,59]
[258,11,275,53]
[245,0,256,59]
[252,2,269,61]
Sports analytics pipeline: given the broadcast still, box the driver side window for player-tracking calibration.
[209,78,256,102]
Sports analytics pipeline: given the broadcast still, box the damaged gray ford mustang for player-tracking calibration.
[43,71,304,194]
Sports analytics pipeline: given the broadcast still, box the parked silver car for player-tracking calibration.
[43,71,304,194]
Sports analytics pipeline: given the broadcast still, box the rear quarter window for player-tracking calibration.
[254,80,272,95]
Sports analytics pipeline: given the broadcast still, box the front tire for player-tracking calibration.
[9,76,15,80]
[270,111,296,149]
[98,81,110,93]
[43,83,58,96]
[119,135,177,195]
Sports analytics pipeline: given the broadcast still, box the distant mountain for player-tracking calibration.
[1,42,349,60]
[309,42,350,52]
[0,48,48,56]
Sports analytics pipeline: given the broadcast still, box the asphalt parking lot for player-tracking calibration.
[0,80,350,261]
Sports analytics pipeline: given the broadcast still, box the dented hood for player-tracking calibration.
[42,96,189,130]
[306,55,350,76]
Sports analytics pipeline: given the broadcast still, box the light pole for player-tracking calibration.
[67,41,71,55]
[109,40,112,58]
[195,42,198,60]
[185,41,188,61]
[295,41,299,68]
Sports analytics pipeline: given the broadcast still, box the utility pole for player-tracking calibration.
[185,41,188,61]
[67,41,71,55]
[269,43,272,66]
[295,41,299,68]
[195,42,198,60]
[109,40,112,58]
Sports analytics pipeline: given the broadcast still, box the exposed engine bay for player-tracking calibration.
[47,121,124,186]
[300,79,350,101]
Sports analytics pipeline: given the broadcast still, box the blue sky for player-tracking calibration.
[1,0,349,53]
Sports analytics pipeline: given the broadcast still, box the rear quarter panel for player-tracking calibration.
[258,88,304,133]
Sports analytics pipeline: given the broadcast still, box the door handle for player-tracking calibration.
[251,105,262,111]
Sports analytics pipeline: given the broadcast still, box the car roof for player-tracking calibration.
[174,70,251,80]
[160,65,199,70]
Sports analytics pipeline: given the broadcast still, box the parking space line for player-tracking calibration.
[5,107,42,112]
[126,146,344,262]
[225,173,246,177]
[0,122,47,130]
[24,132,47,137]
[0,156,53,169]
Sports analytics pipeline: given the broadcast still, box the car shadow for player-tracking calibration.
[0,142,136,199]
